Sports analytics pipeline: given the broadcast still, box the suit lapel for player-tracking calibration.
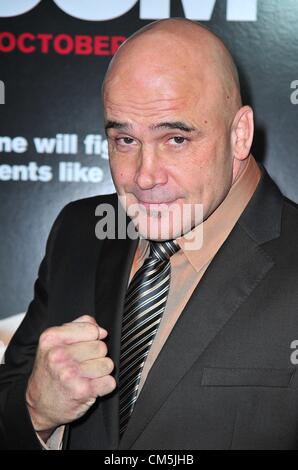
[119,208,278,449]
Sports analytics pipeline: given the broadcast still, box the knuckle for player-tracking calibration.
[79,315,95,323]
[72,382,90,401]
[88,323,99,340]
[102,357,114,374]
[98,341,108,357]
[47,346,67,366]
[39,328,56,348]
[107,375,117,390]
[96,375,117,397]
[81,323,99,340]
[60,364,79,383]
[39,328,52,348]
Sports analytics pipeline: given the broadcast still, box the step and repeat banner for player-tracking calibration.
[0,0,298,323]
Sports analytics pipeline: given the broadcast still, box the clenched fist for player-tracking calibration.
[25,315,116,441]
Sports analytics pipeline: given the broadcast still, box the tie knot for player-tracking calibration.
[149,240,180,261]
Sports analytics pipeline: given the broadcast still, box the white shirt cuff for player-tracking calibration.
[36,425,65,450]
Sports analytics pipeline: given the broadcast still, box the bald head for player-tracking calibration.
[103,18,242,120]
[103,18,254,241]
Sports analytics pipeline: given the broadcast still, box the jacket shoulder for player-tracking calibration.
[61,192,118,215]
[55,192,118,227]
[283,196,298,215]
[45,193,119,255]
[280,196,298,243]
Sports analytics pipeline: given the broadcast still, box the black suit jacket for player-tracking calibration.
[1,168,298,450]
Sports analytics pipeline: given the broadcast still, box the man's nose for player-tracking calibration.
[134,145,168,190]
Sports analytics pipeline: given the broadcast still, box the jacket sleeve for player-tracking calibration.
[0,204,70,450]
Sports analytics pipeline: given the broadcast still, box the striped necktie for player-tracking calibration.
[119,239,180,438]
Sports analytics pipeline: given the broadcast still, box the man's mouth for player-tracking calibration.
[137,199,178,209]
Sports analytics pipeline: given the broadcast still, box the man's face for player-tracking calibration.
[104,56,235,241]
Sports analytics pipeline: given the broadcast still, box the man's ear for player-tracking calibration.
[231,105,254,161]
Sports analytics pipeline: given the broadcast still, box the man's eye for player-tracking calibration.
[170,136,187,145]
[117,137,135,145]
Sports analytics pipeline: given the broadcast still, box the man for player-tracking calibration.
[1,18,298,450]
